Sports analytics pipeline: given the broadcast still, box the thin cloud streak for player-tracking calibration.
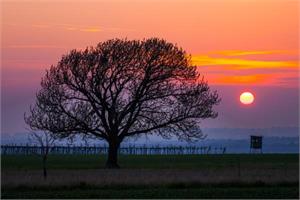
[4,22,135,33]
[207,50,298,56]
[79,28,102,32]
[215,74,271,85]
[204,73,298,87]
[191,55,298,70]
[5,45,67,49]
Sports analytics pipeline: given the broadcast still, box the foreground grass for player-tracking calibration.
[2,183,299,199]
[2,154,299,199]
[2,154,298,170]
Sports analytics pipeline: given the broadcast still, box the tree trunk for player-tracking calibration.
[106,141,120,168]
[42,156,47,180]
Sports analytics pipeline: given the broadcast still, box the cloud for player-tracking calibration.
[5,45,66,49]
[191,51,299,87]
[79,28,101,32]
[207,50,298,56]
[31,23,133,33]
[3,22,135,33]
[31,24,50,29]
[65,27,77,31]
[191,55,298,70]
[215,74,271,85]
[203,73,299,87]
[202,73,272,86]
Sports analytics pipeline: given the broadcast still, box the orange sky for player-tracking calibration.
[1,0,299,134]
[2,0,299,88]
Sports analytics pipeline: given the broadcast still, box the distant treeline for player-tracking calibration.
[1,145,226,155]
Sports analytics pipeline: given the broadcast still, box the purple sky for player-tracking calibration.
[1,0,299,138]
[2,83,299,135]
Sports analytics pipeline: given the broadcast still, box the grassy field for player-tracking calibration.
[3,184,299,199]
[1,154,299,199]
[2,154,298,169]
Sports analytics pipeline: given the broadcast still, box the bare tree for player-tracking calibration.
[28,131,55,179]
[25,38,220,168]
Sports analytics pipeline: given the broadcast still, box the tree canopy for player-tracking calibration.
[25,38,220,167]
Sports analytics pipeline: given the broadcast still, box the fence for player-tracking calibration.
[0,145,226,155]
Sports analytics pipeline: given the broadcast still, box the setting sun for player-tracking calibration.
[240,92,254,105]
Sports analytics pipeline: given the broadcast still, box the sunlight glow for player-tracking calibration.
[240,92,254,105]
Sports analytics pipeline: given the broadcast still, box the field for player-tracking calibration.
[1,154,299,199]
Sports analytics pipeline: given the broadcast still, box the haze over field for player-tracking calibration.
[1,0,299,140]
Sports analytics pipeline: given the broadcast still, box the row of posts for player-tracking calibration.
[0,145,226,155]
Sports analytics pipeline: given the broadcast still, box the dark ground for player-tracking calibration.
[1,154,299,199]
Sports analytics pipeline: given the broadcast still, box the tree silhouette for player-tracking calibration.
[28,131,56,179]
[25,38,220,168]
